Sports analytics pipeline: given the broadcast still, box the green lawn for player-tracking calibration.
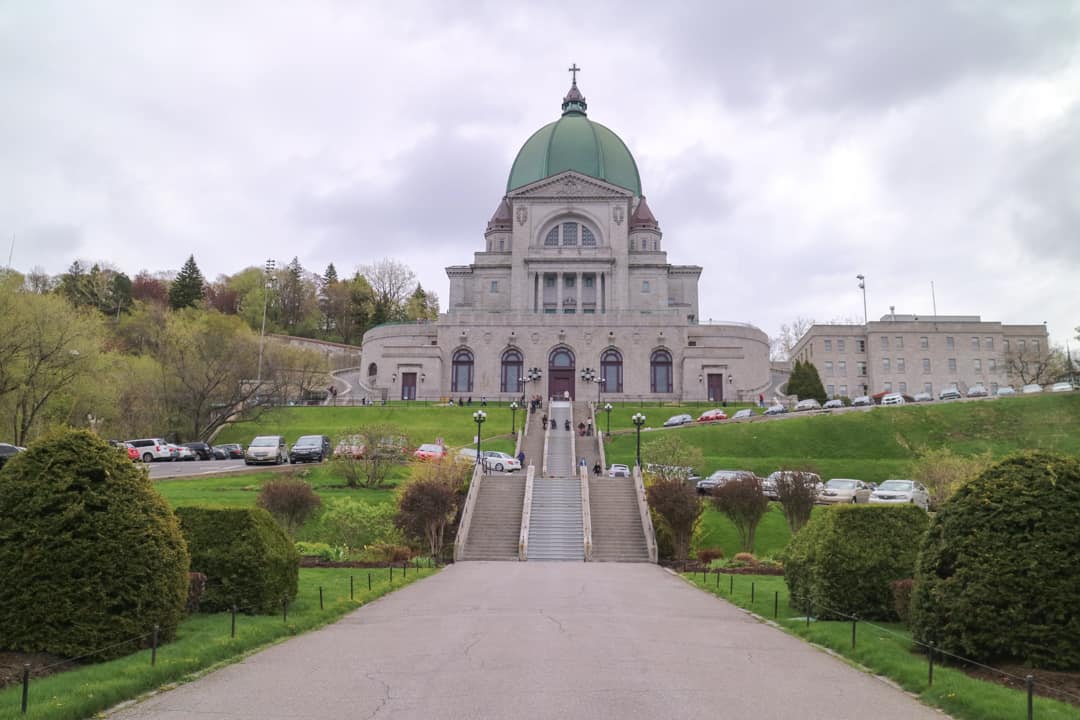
[682,572,1079,720]
[0,567,437,720]
[694,503,815,559]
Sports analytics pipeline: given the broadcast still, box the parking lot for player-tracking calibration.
[146,458,296,480]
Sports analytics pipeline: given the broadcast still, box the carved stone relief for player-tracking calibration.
[516,206,528,226]
[613,205,625,225]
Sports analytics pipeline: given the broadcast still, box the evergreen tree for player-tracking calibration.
[405,283,439,321]
[802,360,828,403]
[322,263,338,286]
[168,255,205,310]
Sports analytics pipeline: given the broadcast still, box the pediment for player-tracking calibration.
[507,171,635,201]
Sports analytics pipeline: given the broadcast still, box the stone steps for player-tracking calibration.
[461,476,525,561]
[589,477,650,562]
[527,478,584,561]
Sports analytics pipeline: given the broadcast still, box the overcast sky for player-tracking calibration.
[2,1,1078,346]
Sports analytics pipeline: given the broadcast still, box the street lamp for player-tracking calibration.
[257,258,276,388]
[632,412,646,469]
[856,274,868,325]
[604,403,613,434]
[473,410,487,466]
[509,401,518,436]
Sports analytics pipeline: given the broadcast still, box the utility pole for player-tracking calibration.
[257,258,276,388]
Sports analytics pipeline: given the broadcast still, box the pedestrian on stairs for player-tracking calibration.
[541,413,548,428]
[564,419,571,431]
[517,451,525,466]
[593,462,602,476]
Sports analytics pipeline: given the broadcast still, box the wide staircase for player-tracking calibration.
[545,401,575,476]
[527,479,585,561]
[589,476,651,563]
[460,475,525,561]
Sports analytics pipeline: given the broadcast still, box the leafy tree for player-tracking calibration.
[772,468,820,535]
[362,258,415,326]
[395,459,469,560]
[331,423,409,488]
[641,434,704,484]
[24,266,54,294]
[277,256,317,332]
[645,478,702,564]
[131,270,170,306]
[909,447,993,510]
[322,262,338,286]
[168,254,206,310]
[205,276,240,314]
[710,476,769,553]
[321,498,400,549]
[405,283,440,321]
[257,477,322,536]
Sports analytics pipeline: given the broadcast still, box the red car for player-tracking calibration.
[125,444,140,462]
[413,443,446,461]
[697,409,728,423]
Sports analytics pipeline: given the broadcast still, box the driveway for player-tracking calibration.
[109,563,944,720]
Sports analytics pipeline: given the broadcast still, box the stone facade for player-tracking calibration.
[790,315,1049,398]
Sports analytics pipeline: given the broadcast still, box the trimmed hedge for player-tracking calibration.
[780,504,928,620]
[911,451,1080,670]
[0,429,189,659]
[175,506,299,614]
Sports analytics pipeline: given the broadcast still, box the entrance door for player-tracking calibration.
[707,373,724,403]
[401,372,417,401]
[548,347,576,400]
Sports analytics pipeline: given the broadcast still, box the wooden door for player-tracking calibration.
[707,374,724,403]
[401,372,417,401]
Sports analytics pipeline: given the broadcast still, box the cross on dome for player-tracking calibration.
[568,63,581,84]
[561,63,587,115]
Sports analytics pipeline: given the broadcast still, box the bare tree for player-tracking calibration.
[361,258,415,326]
[331,424,410,488]
[710,476,770,553]
[772,468,821,535]
[646,479,703,564]
[1004,344,1065,386]
[770,316,816,361]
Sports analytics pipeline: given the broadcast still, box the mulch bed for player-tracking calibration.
[299,557,443,569]
[0,651,78,690]
[668,562,785,576]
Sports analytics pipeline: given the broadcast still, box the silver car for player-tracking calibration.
[696,469,757,494]
[868,480,930,510]
[245,435,287,465]
[663,413,694,427]
[818,478,873,504]
[794,398,822,411]
[823,399,844,409]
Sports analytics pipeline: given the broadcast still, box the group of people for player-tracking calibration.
[577,457,604,475]
[528,395,543,413]
[448,396,486,406]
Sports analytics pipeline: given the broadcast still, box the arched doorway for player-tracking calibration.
[547,347,575,400]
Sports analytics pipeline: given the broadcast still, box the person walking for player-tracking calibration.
[517,451,525,466]
[593,461,602,476]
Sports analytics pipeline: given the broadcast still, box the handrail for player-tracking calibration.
[519,465,535,561]
[541,412,550,478]
[633,464,658,563]
[515,403,529,458]
[568,401,577,472]
[580,464,593,561]
[453,462,485,562]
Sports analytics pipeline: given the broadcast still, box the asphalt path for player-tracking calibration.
[146,458,303,480]
[108,563,946,720]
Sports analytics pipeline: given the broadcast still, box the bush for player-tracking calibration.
[361,543,413,563]
[780,505,928,620]
[256,476,322,535]
[891,579,914,625]
[646,479,703,564]
[910,452,1080,669]
[773,468,820,535]
[321,498,401,549]
[910,447,993,510]
[175,506,299,614]
[697,548,724,565]
[0,429,189,659]
[710,477,769,552]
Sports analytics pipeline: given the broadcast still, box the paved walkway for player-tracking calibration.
[109,564,945,720]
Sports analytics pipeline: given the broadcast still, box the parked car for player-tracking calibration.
[290,435,331,463]
[696,469,757,494]
[763,404,787,415]
[0,442,25,469]
[1050,382,1075,393]
[123,443,140,461]
[763,470,823,500]
[1021,383,1042,394]
[697,408,728,423]
[731,408,754,420]
[482,451,521,472]
[851,396,873,407]
[818,478,873,504]
[608,463,631,477]
[868,479,930,510]
[413,443,446,461]
[823,399,844,409]
[245,435,287,465]
[183,442,214,460]
[215,443,244,459]
[939,387,962,401]
[794,398,822,411]
[881,392,906,406]
[126,438,176,463]
[210,445,230,459]
[966,384,989,398]
[996,386,1016,397]
[335,435,366,459]
[170,443,196,461]
[913,392,933,402]
[663,413,694,427]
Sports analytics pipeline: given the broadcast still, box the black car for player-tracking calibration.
[183,442,214,460]
[215,443,244,459]
[0,443,24,469]
[289,435,331,463]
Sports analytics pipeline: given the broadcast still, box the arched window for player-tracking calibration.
[501,349,523,393]
[562,222,578,246]
[549,348,574,369]
[601,348,623,393]
[452,349,474,393]
[581,226,596,246]
[541,221,599,248]
[544,227,559,246]
[650,349,673,393]
[367,362,377,377]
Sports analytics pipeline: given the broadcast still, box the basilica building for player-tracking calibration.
[359,74,770,403]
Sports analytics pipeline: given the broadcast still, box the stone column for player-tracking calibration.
[556,271,563,312]
[576,272,582,312]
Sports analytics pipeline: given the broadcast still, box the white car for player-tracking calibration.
[245,435,287,465]
[608,463,631,478]
[170,443,196,461]
[818,478,873,504]
[663,413,694,427]
[823,399,844,409]
[481,451,521,472]
[868,480,930,510]
[996,386,1016,396]
[913,392,933,402]
[731,408,754,420]
[126,438,177,463]
[881,393,906,406]
[794,398,822,411]
[762,470,823,500]
[1021,384,1043,394]
[1050,382,1075,393]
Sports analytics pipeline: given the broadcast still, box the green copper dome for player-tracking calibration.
[506,81,642,196]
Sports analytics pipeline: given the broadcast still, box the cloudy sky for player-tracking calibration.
[2,1,1078,346]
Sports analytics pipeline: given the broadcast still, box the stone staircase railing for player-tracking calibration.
[633,464,658,563]
[518,464,535,561]
[580,464,593,561]
[452,462,486,562]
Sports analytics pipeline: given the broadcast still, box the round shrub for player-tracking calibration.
[911,451,1080,669]
[0,429,190,659]
[781,504,928,620]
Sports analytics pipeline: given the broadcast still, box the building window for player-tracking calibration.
[544,275,555,288]
[896,336,904,349]
[882,358,891,373]
[367,362,377,377]
[971,336,980,350]
[1033,340,1040,353]
[1019,340,1026,352]
[988,358,996,372]
[544,228,559,246]
[563,308,576,314]
[584,275,594,288]
[550,348,574,369]
[824,339,832,352]
[884,382,892,392]
[564,275,575,288]
[974,359,982,373]
[1003,339,1010,352]
[920,336,929,349]
[500,349,523,392]
[925,382,933,394]
[899,381,907,393]
[948,358,957,373]
[544,308,556,314]
[857,361,867,376]
[923,358,931,374]
[562,222,578,246]
[897,358,905,373]
[490,280,498,293]
[838,339,846,352]
[581,226,596,246]
[856,339,866,353]
[985,337,994,350]
[451,349,474,393]
[825,361,834,377]
[839,384,848,396]
[880,336,889,349]
[838,360,847,376]
[650,349,673,393]
[827,384,835,397]
[641,280,650,293]
[946,336,955,350]
[601,348,623,393]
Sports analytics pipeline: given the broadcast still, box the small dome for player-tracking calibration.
[506,80,642,196]
[486,198,512,232]
[630,196,660,230]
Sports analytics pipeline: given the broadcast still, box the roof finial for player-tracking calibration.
[561,64,587,116]
[568,63,581,85]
